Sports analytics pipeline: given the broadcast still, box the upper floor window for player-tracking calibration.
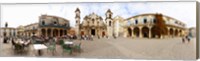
[175,21,177,24]
[54,21,57,25]
[87,21,89,24]
[153,18,156,23]
[42,21,45,25]
[143,18,147,23]
[92,19,95,23]
[109,14,111,18]
[109,21,111,26]
[135,19,138,24]
[97,21,99,25]
[33,27,35,29]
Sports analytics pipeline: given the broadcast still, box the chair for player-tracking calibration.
[11,39,16,49]
[14,43,24,54]
[59,40,65,45]
[74,43,82,53]
[47,42,56,55]
[62,44,73,55]
[60,40,73,55]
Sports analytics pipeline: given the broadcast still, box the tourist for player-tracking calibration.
[91,35,93,41]
[98,35,100,39]
[3,37,8,43]
[186,36,191,43]
[182,37,185,43]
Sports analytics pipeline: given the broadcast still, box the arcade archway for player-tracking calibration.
[127,27,132,37]
[133,27,140,37]
[142,26,149,38]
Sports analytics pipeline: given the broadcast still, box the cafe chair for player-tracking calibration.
[59,40,73,55]
[47,42,56,55]
[74,43,82,53]
[62,44,73,55]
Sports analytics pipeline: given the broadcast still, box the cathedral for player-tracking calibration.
[75,8,117,38]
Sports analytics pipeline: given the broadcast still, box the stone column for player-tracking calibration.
[139,26,143,38]
[38,29,41,37]
[131,27,134,38]
[149,27,152,38]
[58,29,60,37]
[51,28,53,37]
[167,27,170,38]
[45,28,48,37]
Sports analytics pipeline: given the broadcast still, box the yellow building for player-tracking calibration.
[16,15,70,37]
[123,13,187,38]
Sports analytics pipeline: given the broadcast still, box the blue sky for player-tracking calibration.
[1,2,196,28]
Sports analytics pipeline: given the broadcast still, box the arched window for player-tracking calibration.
[92,19,95,23]
[54,21,57,24]
[97,21,99,25]
[87,21,89,24]
[143,18,147,23]
[109,21,111,26]
[135,19,138,24]
[33,27,35,29]
[109,14,111,18]
[42,21,45,25]
[153,18,156,23]
[65,23,68,26]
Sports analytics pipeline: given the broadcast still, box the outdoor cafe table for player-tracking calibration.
[64,41,74,48]
[33,44,47,56]
[64,41,73,45]
[15,39,25,45]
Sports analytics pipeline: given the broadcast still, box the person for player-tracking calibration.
[186,36,190,43]
[98,35,100,39]
[91,35,93,41]
[182,37,185,43]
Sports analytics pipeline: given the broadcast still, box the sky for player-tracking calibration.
[1,2,196,28]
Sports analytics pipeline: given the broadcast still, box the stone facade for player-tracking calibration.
[75,8,115,38]
[0,27,17,37]
[74,8,187,39]
[124,13,187,38]
[8,15,71,37]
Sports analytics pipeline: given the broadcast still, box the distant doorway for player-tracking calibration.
[134,27,140,37]
[3,32,6,36]
[127,27,132,37]
[142,26,149,38]
[102,31,105,37]
[81,31,84,36]
[91,29,95,36]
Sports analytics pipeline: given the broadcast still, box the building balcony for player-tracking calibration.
[39,24,70,29]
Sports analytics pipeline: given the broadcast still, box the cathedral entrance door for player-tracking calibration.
[81,31,84,36]
[91,29,95,36]
[102,31,105,37]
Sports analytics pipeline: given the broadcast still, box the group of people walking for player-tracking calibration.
[81,35,93,41]
[182,36,191,43]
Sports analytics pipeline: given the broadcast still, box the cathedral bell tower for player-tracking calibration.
[105,9,113,38]
[75,8,81,36]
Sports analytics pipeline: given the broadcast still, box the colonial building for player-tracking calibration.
[0,27,17,37]
[113,16,126,37]
[0,22,18,37]
[15,15,70,37]
[124,13,187,38]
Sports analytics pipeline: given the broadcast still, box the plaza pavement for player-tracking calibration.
[0,37,196,60]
